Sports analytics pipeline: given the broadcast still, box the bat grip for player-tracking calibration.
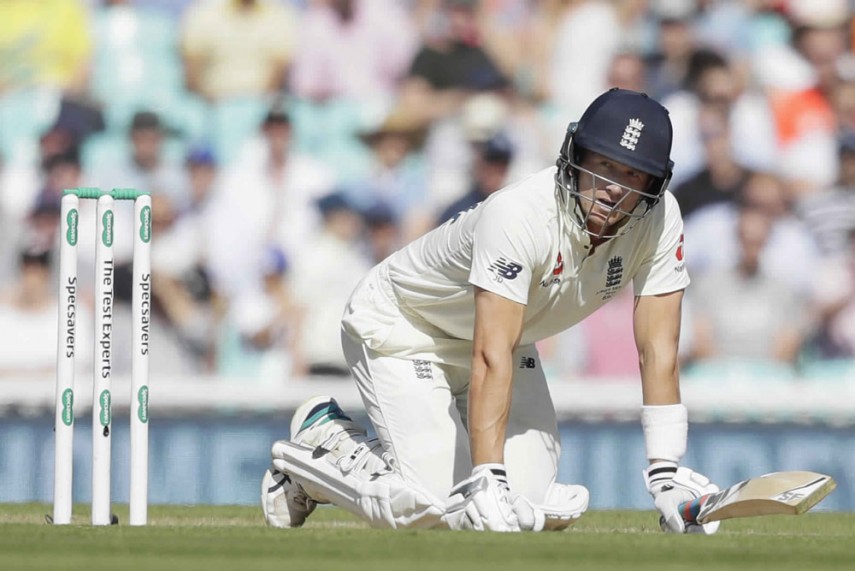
[678,494,711,524]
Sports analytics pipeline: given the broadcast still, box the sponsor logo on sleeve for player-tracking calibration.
[540,252,564,287]
[489,257,523,282]
[674,234,686,273]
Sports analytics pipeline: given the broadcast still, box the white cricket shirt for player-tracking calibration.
[342,167,689,367]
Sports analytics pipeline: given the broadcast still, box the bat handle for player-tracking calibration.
[678,494,711,524]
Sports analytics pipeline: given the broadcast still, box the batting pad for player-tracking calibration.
[272,440,444,529]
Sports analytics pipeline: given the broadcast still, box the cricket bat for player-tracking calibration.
[678,471,836,524]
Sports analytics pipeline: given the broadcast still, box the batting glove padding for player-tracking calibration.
[644,463,721,535]
[444,464,521,532]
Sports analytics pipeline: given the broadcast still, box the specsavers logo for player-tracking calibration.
[99,390,111,427]
[137,386,149,423]
[102,210,114,247]
[139,205,151,243]
[61,389,74,426]
[66,209,79,246]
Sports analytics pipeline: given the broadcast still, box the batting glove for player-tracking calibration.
[444,464,521,532]
[644,462,721,535]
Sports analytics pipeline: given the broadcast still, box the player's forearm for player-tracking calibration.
[638,342,681,405]
[634,292,684,406]
[468,350,513,465]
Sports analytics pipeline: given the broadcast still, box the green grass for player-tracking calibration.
[1,504,853,571]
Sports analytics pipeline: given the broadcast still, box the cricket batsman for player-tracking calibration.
[261,88,721,533]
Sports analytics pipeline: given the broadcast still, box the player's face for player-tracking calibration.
[573,151,654,235]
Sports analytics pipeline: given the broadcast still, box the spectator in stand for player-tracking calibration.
[693,0,792,71]
[30,148,85,228]
[1,116,90,227]
[86,110,186,302]
[672,105,751,221]
[798,132,855,257]
[91,0,183,114]
[349,107,430,241]
[606,50,649,93]
[361,200,401,265]
[0,243,91,378]
[180,0,297,101]
[644,0,698,101]
[436,131,515,225]
[131,192,219,374]
[686,205,808,371]
[757,3,849,195]
[205,101,335,297]
[217,246,302,383]
[810,227,855,359]
[684,171,820,295]
[471,0,538,94]
[664,48,777,188]
[399,0,508,126]
[543,0,622,121]
[0,0,92,93]
[147,145,225,373]
[831,55,855,134]
[290,0,417,105]
[182,144,220,217]
[290,192,372,377]
[92,110,187,206]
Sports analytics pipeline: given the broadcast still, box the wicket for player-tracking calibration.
[53,187,152,526]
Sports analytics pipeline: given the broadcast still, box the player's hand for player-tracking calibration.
[643,462,721,534]
[444,464,520,532]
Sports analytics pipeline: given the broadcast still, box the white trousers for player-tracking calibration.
[341,329,561,505]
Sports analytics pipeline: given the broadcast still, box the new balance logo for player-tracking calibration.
[519,357,536,369]
[620,118,644,151]
[489,257,523,282]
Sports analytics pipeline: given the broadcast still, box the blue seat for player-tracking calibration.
[164,93,211,145]
[81,132,128,172]
[210,97,270,165]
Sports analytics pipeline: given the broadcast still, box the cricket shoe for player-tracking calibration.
[289,395,388,463]
[289,395,360,446]
[261,465,318,528]
[272,396,395,504]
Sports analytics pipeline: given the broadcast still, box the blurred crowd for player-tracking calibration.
[1,0,854,384]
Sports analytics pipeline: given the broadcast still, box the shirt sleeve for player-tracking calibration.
[468,195,541,305]
[633,193,691,296]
